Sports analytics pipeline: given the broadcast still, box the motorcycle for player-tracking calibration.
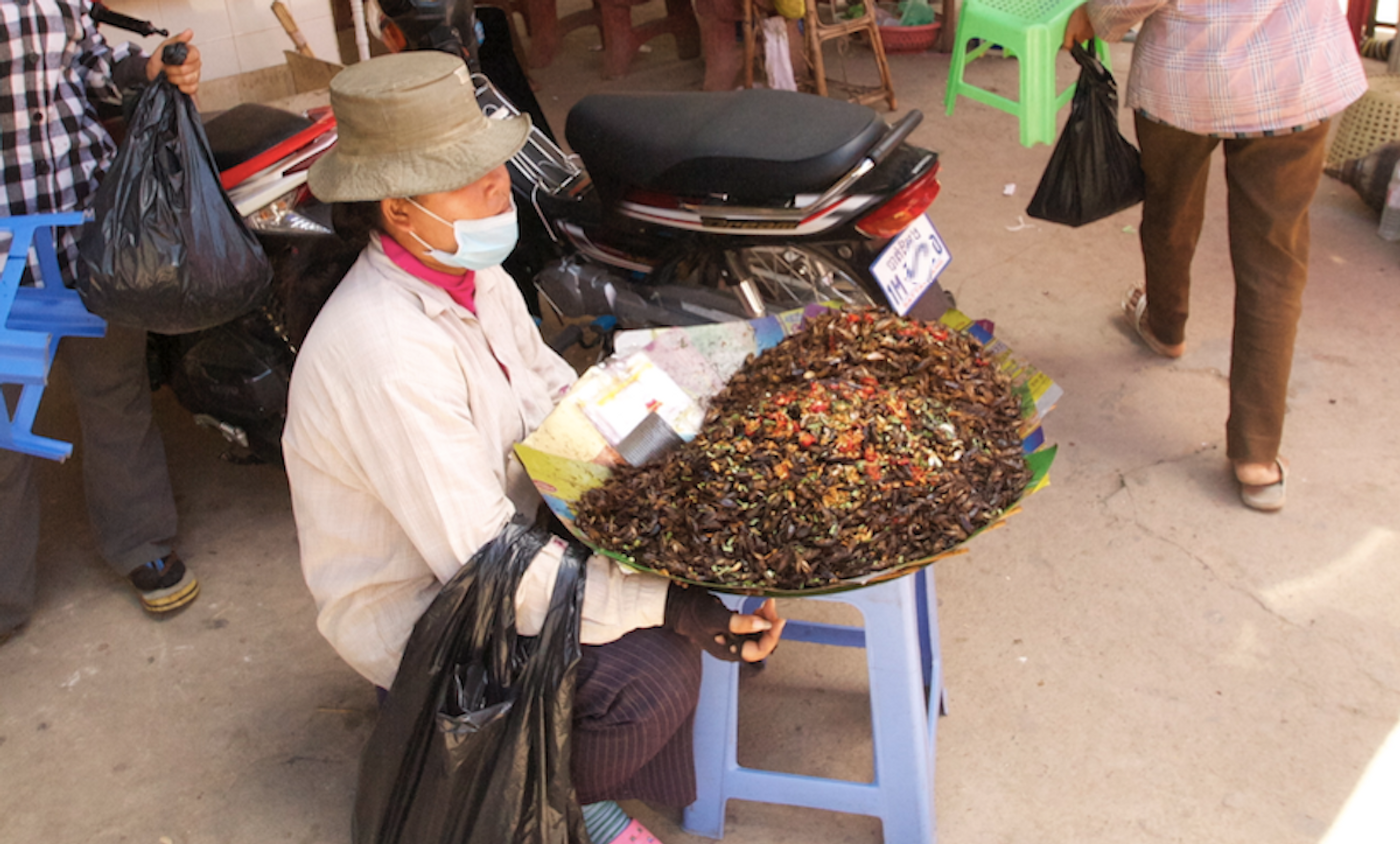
[92,0,953,465]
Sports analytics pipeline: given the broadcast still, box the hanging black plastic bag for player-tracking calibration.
[1026,42,1145,227]
[78,52,271,334]
[354,524,590,844]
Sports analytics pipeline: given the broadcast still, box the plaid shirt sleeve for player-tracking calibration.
[2,0,145,279]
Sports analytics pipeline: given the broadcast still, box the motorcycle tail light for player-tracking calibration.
[244,188,333,235]
[854,162,942,239]
[382,22,407,52]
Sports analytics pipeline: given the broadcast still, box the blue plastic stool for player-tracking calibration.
[684,567,945,842]
[1,212,106,461]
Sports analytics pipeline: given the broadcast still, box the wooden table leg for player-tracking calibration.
[524,0,562,67]
[934,0,956,52]
[1347,0,1374,48]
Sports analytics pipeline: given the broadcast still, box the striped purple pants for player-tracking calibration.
[572,627,703,807]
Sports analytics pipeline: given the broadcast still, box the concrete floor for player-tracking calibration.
[3,15,1399,844]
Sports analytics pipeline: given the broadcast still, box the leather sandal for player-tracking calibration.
[1122,287,1184,358]
[1238,458,1287,512]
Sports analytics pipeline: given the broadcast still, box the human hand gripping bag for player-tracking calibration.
[1026,42,1145,227]
[77,68,272,334]
[353,524,590,844]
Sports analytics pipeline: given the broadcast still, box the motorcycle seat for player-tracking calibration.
[203,103,314,174]
[565,89,887,200]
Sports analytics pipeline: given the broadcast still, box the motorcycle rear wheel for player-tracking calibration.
[657,244,877,314]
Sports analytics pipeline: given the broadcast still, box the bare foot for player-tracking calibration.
[1233,460,1282,486]
[1122,288,1185,359]
[1234,458,1287,511]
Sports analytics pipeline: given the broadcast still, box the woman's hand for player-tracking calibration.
[146,30,202,95]
[1062,5,1095,49]
[665,588,787,663]
[730,597,785,663]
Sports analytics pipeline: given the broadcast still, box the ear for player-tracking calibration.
[381,197,414,231]
[483,165,513,205]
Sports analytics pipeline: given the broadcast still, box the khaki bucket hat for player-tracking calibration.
[308,51,530,202]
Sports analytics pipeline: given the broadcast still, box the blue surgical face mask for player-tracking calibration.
[406,198,518,271]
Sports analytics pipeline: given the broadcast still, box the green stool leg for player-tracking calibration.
[944,26,970,115]
[1020,25,1056,147]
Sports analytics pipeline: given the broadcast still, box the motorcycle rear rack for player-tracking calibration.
[473,73,588,199]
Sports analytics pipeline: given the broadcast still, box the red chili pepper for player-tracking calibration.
[799,432,816,447]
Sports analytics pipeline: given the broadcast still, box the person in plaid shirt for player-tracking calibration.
[1064,0,1366,512]
[1,0,204,642]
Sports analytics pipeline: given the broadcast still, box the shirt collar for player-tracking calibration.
[380,232,476,312]
[367,234,498,320]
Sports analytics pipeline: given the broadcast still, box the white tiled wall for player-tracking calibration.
[102,0,339,82]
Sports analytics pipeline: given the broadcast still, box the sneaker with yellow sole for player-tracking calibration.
[128,555,200,614]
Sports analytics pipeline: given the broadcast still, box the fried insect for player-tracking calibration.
[574,309,1033,590]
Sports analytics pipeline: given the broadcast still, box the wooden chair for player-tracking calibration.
[741,0,896,111]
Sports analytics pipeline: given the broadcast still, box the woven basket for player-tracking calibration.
[1326,75,1400,171]
[878,22,941,53]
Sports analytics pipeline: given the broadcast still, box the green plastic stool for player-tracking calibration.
[943,0,1111,147]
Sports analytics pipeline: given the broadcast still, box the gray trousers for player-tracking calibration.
[1,322,178,634]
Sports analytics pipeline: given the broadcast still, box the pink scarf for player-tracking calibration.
[382,235,476,313]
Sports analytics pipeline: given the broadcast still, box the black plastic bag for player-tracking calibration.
[1026,42,1145,227]
[354,524,591,844]
[78,76,272,334]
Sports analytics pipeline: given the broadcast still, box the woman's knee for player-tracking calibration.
[576,628,702,728]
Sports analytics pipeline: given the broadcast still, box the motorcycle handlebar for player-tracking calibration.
[90,2,169,38]
[866,110,924,167]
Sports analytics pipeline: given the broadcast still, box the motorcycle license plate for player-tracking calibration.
[870,215,951,316]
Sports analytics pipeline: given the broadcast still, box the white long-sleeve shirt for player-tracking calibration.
[283,235,667,689]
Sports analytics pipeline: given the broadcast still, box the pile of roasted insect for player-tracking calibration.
[573,308,1033,590]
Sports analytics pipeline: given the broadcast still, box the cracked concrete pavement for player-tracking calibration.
[2,15,1398,844]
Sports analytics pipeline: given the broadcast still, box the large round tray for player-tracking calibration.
[516,305,1059,597]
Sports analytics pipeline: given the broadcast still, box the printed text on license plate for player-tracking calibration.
[870,215,950,316]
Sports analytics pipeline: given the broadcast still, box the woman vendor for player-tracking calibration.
[282,51,785,843]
